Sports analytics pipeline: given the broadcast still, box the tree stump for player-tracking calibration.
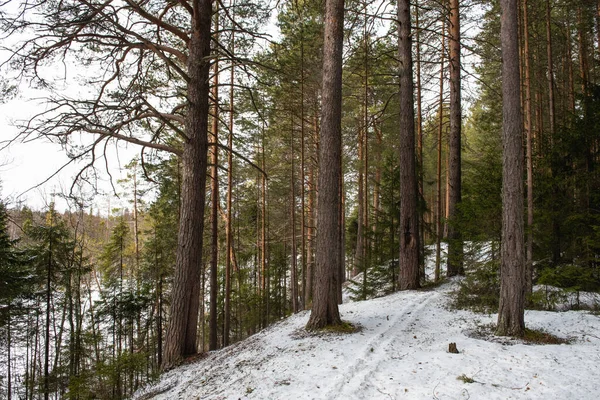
[448,342,459,353]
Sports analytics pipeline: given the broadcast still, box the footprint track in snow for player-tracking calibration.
[326,290,440,398]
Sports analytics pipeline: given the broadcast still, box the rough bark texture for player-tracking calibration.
[224,31,235,347]
[546,0,559,264]
[300,22,307,309]
[339,162,345,304]
[523,0,534,295]
[397,0,420,290]
[306,0,343,330]
[545,0,556,138]
[261,124,268,326]
[447,0,464,277]
[291,126,299,313]
[306,162,315,307]
[415,0,425,271]
[209,16,220,350]
[354,128,365,277]
[162,0,212,369]
[435,25,445,283]
[497,0,525,337]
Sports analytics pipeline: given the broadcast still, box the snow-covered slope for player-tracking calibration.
[135,282,600,399]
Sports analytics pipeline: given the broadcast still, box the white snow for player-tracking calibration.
[134,280,600,400]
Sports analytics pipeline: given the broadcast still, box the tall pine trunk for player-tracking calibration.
[209,8,220,351]
[355,127,365,278]
[415,0,425,271]
[306,0,344,330]
[447,0,464,277]
[162,0,212,368]
[546,0,560,265]
[224,9,235,346]
[261,122,268,326]
[291,120,299,313]
[497,0,526,337]
[522,0,534,295]
[398,0,420,290]
[299,8,307,309]
[435,22,445,283]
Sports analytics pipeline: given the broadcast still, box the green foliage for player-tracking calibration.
[0,202,31,316]
[99,216,132,283]
[538,264,599,293]
[527,288,570,311]
[346,260,396,301]
[460,106,502,243]
[531,85,600,288]
[453,259,500,313]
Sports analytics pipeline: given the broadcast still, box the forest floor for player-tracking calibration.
[135,279,600,400]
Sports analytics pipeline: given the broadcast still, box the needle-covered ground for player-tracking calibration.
[135,280,600,400]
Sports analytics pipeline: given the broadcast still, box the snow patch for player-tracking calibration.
[135,280,600,399]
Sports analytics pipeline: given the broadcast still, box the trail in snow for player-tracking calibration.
[135,281,600,400]
[324,291,439,399]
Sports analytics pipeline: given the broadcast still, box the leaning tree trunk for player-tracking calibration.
[306,0,344,330]
[397,0,420,290]
[497,0,525,337]
[162,0,212,369]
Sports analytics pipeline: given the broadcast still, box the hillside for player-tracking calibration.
[135,281,600,399]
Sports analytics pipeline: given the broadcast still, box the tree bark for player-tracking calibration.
[306,156,315,308]
[209,7,220,351]
[577,6,589,97]
[447,0,464,277]
[354,126,365,278]
[546,0,556,141]
[397,0,420,290]
[546,0,560,264]
[497,0,526,337]
[291,119,299,313]
[339,158,346,304]
[299,9,307,309]
[566,19,575,113]
[597,0,600,67]
[306,0,343,330]
[224,11,235,347]
[44,212,53,400]
[7,310,11,400]
[415,0,425,270]
[372,124,382,264]
[522,0,534,295]
[261,121,268,326]
[435,21,445,283]
[362,33,369,294]
[162,0,212,369]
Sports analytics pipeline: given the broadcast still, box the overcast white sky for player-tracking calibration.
[0,31,138,213]
[0,94,135,213]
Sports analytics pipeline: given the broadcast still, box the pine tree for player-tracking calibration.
[306,0,344,330]
[497,0,526,337]
[397,0,420,290]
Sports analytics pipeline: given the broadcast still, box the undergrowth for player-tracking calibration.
[452,259,499,313]
[523,328,570,345]
[322,321,359,334]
